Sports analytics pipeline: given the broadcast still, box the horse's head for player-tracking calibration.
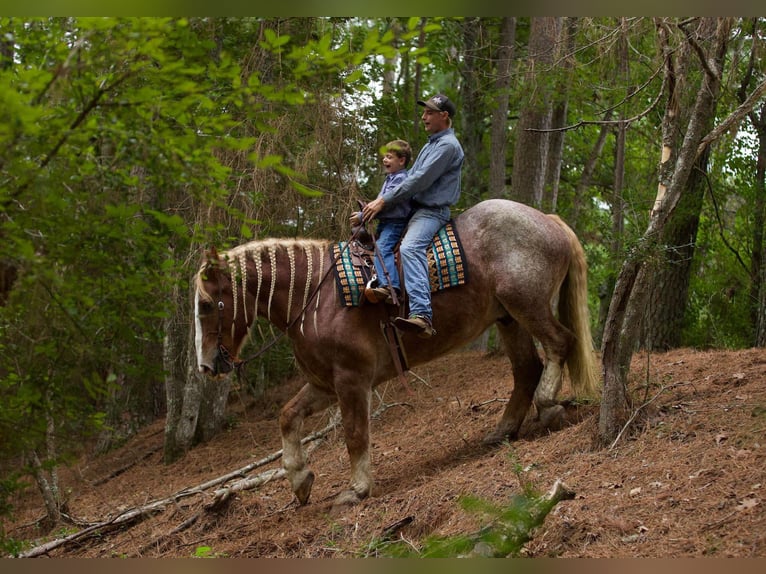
[194,247,251,378]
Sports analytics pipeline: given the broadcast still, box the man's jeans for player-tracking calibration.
[374,220,407,291]
[399,206,450,321]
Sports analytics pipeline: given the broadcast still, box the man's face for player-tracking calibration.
[421,108,450,134]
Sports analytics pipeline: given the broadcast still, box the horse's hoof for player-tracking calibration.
[331,489,364,511]
[539,404,565,430]
[292,470,315,506]
[482,428,516,445]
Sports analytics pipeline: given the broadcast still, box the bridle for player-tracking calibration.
[212,272,238,373]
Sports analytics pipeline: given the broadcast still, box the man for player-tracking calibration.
[362,94,464,338]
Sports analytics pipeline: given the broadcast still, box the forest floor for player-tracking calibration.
[5,347,766,558]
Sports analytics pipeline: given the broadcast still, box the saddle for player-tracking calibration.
[332,220,467,308]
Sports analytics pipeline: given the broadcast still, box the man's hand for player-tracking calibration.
[362,197,385,222]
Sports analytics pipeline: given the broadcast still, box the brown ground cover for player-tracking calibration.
[6,347,766,558]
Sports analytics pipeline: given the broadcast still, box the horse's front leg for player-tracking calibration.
[332,380,373,509]
[279,383,336,505]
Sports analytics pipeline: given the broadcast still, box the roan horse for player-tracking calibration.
[194,199,600,508]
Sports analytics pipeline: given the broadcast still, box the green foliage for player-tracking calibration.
[0,16,409,521]
[375,487,561,558]
[371,449,565,558]
[0,15,257,516]
[1,16,764,540]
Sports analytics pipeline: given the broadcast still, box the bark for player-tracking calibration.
[162,270,190,463]
[460,17,484,205]
[488,17,515,199]
[29,450,62,527]
[511,17,563,207]
[740,19,766,344]
[163,258,232,463]
[545,18,577,213]
[638,18,715,351]
[642,148,709,350]
[573,109,613,236]
[755,119,766,345]
[411,18,427,142]
[600,18,733,445]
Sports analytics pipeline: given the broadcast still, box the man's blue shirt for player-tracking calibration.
[381,128,464,208]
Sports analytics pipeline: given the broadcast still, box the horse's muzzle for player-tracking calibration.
[199,347,236,378]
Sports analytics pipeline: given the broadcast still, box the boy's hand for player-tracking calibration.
[349,212,362,227]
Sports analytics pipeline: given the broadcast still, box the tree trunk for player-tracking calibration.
[29,450,62,527]
[460,17,484,205]
[411,18,427,142]
[741,19,766,343]
[600,18,733,445]
[545,18,576,213]
[641,148,709,350]
[511,17,562,207]
[638,18,717,351]
[573,110,613,236]
[163,274,191,463]
[489,16,515,199]
[163,257,232,463]
[755,121,766,345]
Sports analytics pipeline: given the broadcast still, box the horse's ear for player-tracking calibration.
[204,246,221,268]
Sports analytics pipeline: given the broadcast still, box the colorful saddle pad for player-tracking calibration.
[332,220,467,307]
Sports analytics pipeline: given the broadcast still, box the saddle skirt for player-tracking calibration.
[332,220,467,307]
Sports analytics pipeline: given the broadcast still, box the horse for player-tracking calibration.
[194,198,600,509]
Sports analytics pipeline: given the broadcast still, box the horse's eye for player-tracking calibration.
[218,301,225,310]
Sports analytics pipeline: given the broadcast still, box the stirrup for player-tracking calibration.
[393,315,434,339]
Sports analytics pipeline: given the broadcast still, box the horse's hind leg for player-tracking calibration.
[483,318,544,444]
[528,314,575,429]
[279,383,336,505]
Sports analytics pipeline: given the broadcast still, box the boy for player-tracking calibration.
[350,139,413,304]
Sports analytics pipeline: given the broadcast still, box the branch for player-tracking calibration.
[678,18,718,82]
[697,77,766,158]
[702,167,750,276]
[526,61,666,134]
[2,69,133,210]
[608,381,688,451]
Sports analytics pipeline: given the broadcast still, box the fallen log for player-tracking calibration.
[17,408,342,558]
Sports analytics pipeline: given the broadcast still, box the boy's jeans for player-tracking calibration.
[374,220,407,291]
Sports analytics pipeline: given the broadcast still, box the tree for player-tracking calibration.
[0,16,249,523]
[599,18,751,443]
[510,17,563,208]
[488,17,515,199]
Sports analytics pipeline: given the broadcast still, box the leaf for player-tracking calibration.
[736,497,759,511]
[290,181,323,198]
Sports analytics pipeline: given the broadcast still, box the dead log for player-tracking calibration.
[17,408,342,557]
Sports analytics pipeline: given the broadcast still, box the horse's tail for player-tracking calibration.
[548,214,600,399]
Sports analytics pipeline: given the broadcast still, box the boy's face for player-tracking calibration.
[382,151,406,173]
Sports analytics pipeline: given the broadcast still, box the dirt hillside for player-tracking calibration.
[6,347,766,558]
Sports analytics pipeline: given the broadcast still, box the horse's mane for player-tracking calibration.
[196,237,332,332]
